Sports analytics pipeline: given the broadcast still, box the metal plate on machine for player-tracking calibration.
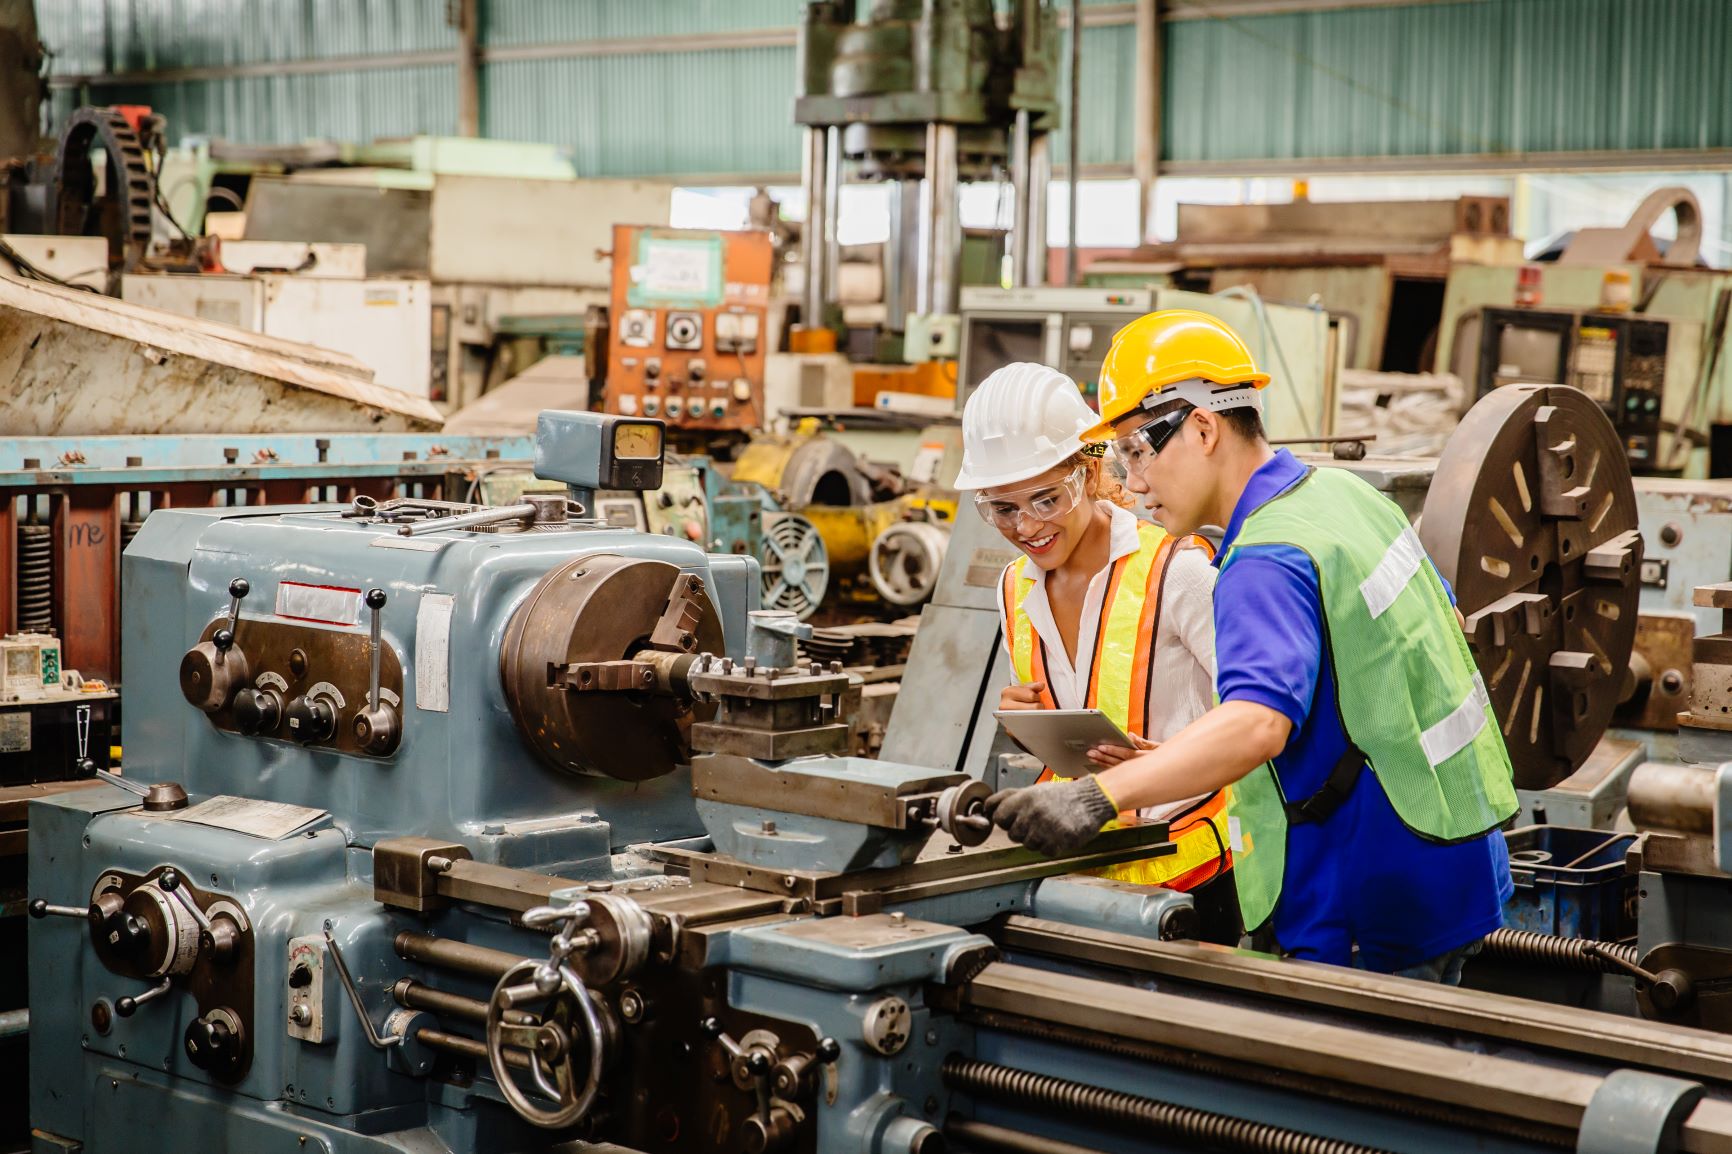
[0,711,28,752]
[879,604,1006,774]
[193,616,405,757]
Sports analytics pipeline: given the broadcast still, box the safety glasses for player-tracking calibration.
[972,466,1088,530]
[1110,406,1194,471]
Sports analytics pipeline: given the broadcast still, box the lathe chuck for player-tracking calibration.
[1419,384,1643,791]
[501,555,723,781]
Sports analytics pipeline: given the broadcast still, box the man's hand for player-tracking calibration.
[982,776,1118,857]
[999,681,1047,712]
[1086,733,1157,768]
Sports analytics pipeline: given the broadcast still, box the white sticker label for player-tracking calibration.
[415,593,455,713]
[0,711,28,752]
[276,582,361,626]
[635,241,715,297]
[370,537,446,553]
[910,441,946,485]
[1228,815,1245,855]
[164,795,327,840]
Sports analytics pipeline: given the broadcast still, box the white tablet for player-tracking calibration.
[993,708,1139,778]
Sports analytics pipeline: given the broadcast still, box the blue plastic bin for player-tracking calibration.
[1501,825,1638,941]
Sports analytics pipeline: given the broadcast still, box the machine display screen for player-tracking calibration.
[1494,325,1566,386]
[612,421,663,461]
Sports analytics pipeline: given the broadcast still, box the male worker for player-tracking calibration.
[984,310,1514,983]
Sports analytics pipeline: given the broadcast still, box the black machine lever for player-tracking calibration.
[352,589,401,756]
[214,578,249,654]
[115,976,173,1018]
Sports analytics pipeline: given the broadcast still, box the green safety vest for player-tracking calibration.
[1222,465,1518,932]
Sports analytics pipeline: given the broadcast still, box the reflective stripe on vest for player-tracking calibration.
[1220,466,1518,932]
[1003,523,1230,891]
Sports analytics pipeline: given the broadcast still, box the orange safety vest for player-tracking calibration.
[1002,521,1232,892]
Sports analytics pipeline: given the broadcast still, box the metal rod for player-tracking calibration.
[944,1057,1392,1154]
[392,978,535,1027]
[415,1026,533,1071]
[824,124,843,307]
[923,121,961,318]
[397,502,535,537]
[1010,109,1032,287]
[947,1118,1109,1154]
[801,126,829,329]
[1065,0,1081,285]
[325,931,402,1049]
[453,0,480,137]
[1132,0,1161,245]
[0,1009,27,1039]
[1025,133,1051,286]
[395,931,534,981]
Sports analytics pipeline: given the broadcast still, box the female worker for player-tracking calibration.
[954,362,1237,943]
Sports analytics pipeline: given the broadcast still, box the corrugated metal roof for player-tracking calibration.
[1164,0,1732,167]
[105,64,458,143]
[38,0,1732,179]
[482,46,799,177]
[485,0,801,47]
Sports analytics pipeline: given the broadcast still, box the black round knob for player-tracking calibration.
[232,688,281,736]
[816,1037,841,1063]
[158,869,179,892]
[228,578,250,599]
[746,1050,770,1075]
[365,588,387,610]
[212,629,235,653]
[76,757,96,778]
[27,899,46,919]
[115,997,137,1018]
[283,696,336,744]
[699,1017,722,1038]
[184,1016,237,1071]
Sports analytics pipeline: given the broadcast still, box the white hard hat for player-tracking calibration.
[954,362,1096,490]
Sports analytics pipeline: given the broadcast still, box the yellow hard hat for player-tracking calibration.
[1089,309,1270,439]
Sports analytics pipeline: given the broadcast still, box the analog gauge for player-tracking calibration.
[613,421,663,461]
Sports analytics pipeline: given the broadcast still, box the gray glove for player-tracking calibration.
[982,776,1118,857]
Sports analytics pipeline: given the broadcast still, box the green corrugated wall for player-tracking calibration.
[37,0,1732,179]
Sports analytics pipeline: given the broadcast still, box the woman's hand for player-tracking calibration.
[999,681,1047,712]
[1086,733,1157,767]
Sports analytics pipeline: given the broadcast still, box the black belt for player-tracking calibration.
[1283,742,1366,826]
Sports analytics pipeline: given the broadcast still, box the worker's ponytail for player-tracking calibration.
[1068,448,1133,510]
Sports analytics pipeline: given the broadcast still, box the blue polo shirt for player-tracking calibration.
[1214,450,1511,972]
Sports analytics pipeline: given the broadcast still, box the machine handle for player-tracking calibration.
[216,578,249,654]
[365,589,386,709]
[27,899,86,920]
[397,502,537,537]
[324,930,402,1050]
[115,977,172,1018]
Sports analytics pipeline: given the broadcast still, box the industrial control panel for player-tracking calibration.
[601,224,774,440]
[1474,307,1671,471]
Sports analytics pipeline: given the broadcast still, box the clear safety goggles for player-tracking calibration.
[972,466,1088,530]
[1109,406,1195,471]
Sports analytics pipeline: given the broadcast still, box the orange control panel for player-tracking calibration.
[603,225,774,436]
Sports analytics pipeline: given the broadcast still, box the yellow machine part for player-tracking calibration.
[730,432,805,492]
[802,500,906,572]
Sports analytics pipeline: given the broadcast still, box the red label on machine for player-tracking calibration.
[275,582,362,626]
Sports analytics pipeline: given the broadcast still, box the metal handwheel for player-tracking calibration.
[484,919,607,1129]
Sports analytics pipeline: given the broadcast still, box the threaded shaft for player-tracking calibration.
[943,1056,1393,1154]
[1480,928,1636,973]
